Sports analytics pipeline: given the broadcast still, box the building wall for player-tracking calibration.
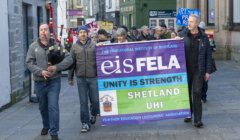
[213,0,232,60]
[81,0,99,22]
[120,0,176,29]
[5,0,57,107]
[106,11,120,26]
[105,0,120,26]
[0,0,11,109]
[135,0,176,28]
[98,0,106,20]
[58,0,67,37]
[119,0,135,29]
[106,0,119,12]
[67,0,84,28]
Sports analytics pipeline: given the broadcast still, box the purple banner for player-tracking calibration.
[97,40,186,79]
[96,39,190,126]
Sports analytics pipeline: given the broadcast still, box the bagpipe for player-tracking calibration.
[64,28,73,52]
[47,1,66,66]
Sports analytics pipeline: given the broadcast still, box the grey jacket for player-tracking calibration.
[26,39,73,81]
[68,39,97,80]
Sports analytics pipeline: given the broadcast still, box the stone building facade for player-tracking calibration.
[67,0,102,27]
[120,0,176,29]
[105,0,120,26]
[0,0,58,109]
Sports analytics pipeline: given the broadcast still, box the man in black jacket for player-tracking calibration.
[179,14,212,128]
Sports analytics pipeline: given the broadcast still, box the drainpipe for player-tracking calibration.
[225,0,232,60]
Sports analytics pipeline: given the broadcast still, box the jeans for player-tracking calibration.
[76,77,100,125]
[187,70,204,123]
[35,78,61,136]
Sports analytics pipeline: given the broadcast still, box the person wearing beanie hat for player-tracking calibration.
[68,24,99,133]
[77,25,88,33]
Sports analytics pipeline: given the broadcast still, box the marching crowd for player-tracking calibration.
[26,14,216,140]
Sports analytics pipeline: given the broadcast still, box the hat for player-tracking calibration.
[77,25,88,33]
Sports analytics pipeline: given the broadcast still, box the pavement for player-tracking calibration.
[0,61,240,140]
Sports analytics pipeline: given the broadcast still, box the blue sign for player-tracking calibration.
[176,8,201,26]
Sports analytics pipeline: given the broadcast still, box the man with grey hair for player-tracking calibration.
[179,14,212,128]
[154,26,162,40]
[138,25,154,41]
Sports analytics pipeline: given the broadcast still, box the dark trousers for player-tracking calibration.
[187,70,204,123]
[201,80,208,100]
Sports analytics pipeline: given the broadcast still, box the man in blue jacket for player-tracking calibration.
[179,14,212,128]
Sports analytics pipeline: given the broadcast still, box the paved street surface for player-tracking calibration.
[0,61,240,140]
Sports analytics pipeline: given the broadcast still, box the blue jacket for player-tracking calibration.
[179,28,212,75]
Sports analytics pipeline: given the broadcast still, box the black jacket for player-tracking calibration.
[179,27,212,75]
[137,32,154,41]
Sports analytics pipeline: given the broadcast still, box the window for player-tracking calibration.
[109,0,112,9]
[233,0,240,23]
[37,7,43,36]
[123,15,128,26]
[131,14,134,27]
[150,19,157,27]
[129,14,132,27]
[77,0,81,6]
[122,0,130,3]
[207,0,215,25]
[168,19,175,29]
[159,19,165,26]
[230,0,240,30]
